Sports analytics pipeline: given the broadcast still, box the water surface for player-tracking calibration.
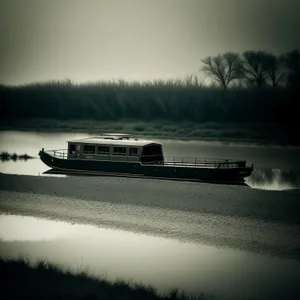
[1,214,299,300]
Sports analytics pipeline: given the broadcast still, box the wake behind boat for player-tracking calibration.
[38,133,253,182]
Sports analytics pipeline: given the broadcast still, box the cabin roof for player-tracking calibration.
[67,137,161,147]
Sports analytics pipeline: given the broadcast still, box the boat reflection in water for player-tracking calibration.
[42,168,250,187]
[43,167,300,190]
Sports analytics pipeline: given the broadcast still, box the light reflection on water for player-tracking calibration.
[246,168,300,190]
[0,130,300,190]
[1,214,300,300]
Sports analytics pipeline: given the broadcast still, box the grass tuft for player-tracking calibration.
[0,151,34,161]
[0,257,211,300]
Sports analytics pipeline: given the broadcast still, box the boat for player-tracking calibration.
[38,133,254,183]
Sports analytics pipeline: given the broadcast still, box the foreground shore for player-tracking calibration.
[0,173,299,259]
[1,173,300,300]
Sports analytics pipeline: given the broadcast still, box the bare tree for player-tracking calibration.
[183,74,202,87]
[241,51,270,88]
[200,52,242,89]
[264,53,285,87]
[280,49,300,88]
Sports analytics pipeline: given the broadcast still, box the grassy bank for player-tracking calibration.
[1,80,299,145]
[0,258,208,300]
[1,118,298,146]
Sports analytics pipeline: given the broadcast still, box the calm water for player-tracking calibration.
[0,131,300,190]
[1,214,300,300]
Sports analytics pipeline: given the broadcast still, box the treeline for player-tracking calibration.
[0,80,297,123]
[0,49,299,124]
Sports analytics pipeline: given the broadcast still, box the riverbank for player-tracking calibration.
[1,80,299,146]
[1,173,300,259]
[0,258,206,300]
[1,118,298,146]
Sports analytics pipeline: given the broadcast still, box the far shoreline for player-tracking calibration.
[1,118,299,147]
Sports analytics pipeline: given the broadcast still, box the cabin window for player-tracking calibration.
[113,147,127,155]
[142,145,162,156]
[83,145,96,154]
[129,147,138,156]
[69,144,76,154]
[97,146,110,155]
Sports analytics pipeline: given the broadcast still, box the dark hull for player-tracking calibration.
[39,151,253,182]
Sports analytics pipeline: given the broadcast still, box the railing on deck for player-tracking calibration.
[45,150,248,168]
[162,156,246,168]
[45,149,68,159]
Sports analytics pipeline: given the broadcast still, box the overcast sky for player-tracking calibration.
[1,0,299,85]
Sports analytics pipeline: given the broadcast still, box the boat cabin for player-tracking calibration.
[67,134,164,164]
